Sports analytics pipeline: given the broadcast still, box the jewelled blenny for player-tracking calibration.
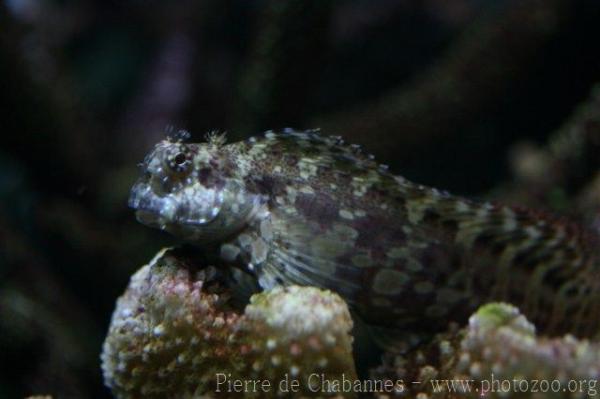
[129,129,600,340]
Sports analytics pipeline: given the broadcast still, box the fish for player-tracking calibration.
[129,128,600,344]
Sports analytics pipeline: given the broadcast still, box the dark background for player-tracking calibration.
[1,1,600,398]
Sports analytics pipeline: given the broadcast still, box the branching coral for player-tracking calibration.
[505,83,600,215]
[575,172,600,234]
[317,0,569,164]
[101,247,357,398]
[372,303,600,399]
[103,246,600,399]
[234,1,331,134]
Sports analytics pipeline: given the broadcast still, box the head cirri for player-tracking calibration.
[128,130,255,241]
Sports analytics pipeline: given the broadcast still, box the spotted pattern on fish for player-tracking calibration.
[129,128,600,339]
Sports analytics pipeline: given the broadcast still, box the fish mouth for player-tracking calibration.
[128,182,224,229]
[128,183,167,214]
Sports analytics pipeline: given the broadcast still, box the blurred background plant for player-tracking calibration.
[1,0,599,398]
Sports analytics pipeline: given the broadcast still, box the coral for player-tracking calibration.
[4,1,600,397]
[372,303,600,399]
[234,1,331,134]
[575,171,600,234]
[101,247,357,398]
[102,247,600,399]
[504,83,600,213]
[317,0,569,165]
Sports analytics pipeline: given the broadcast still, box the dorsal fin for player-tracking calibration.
[267,128,384,171]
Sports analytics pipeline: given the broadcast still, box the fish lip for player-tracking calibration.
[128,182,148,209]
[127,193,142,210]
[175,218,215,227]
[128,183,167,219]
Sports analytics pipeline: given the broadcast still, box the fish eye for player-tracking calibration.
[174,152,187,165]
[167,151,191,173]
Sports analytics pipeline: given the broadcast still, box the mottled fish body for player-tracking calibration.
[129,129,600,339]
